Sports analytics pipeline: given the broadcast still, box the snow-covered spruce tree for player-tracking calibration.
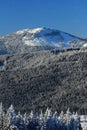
[0,102,5,130]
[38,110,47,130]
[23,112,28,125]
[53,111,60,130]
[59,110,66,130]
[73,112,82,130]
[44,108,59,130]
[27,110,39,130]
[65,108,72,130]
[4,104,17,129]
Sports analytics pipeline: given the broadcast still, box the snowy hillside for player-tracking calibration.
[15,27,86,48]
[0,27,87,55]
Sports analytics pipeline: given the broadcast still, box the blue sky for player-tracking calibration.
[0,0,87,38]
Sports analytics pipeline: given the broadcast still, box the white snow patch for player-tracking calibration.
[83,43,87,48]
[16,29,29,34]
[28,28,44,34]
[16,28,44,35]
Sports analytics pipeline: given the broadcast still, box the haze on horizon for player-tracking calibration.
[0,0,87,38]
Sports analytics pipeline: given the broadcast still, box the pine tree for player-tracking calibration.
[0,102,5,130]
[65,108,71,130]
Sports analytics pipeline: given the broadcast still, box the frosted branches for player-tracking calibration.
[0,103,82,130]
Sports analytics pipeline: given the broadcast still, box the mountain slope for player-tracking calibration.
[0,49,87,114]
[0,27,86,55]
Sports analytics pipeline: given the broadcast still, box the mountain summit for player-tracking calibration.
[0,27,87,54]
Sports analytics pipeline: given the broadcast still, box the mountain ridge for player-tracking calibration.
[0,27,87,55]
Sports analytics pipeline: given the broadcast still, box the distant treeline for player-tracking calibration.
[51,48,80,54]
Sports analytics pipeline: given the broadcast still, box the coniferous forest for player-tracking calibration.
[0,103,84,130]
[0,49,87,114]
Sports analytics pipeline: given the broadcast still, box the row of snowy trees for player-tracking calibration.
[0,103,82,130]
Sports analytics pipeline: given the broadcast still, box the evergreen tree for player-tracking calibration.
[0,102,5,129]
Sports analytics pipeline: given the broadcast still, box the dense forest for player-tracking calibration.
[0,49,87,114]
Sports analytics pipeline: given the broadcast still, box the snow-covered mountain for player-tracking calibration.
[0,27,87,54]
[15,27,86,48]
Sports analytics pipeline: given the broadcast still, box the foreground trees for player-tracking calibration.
[0,103,82,130]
